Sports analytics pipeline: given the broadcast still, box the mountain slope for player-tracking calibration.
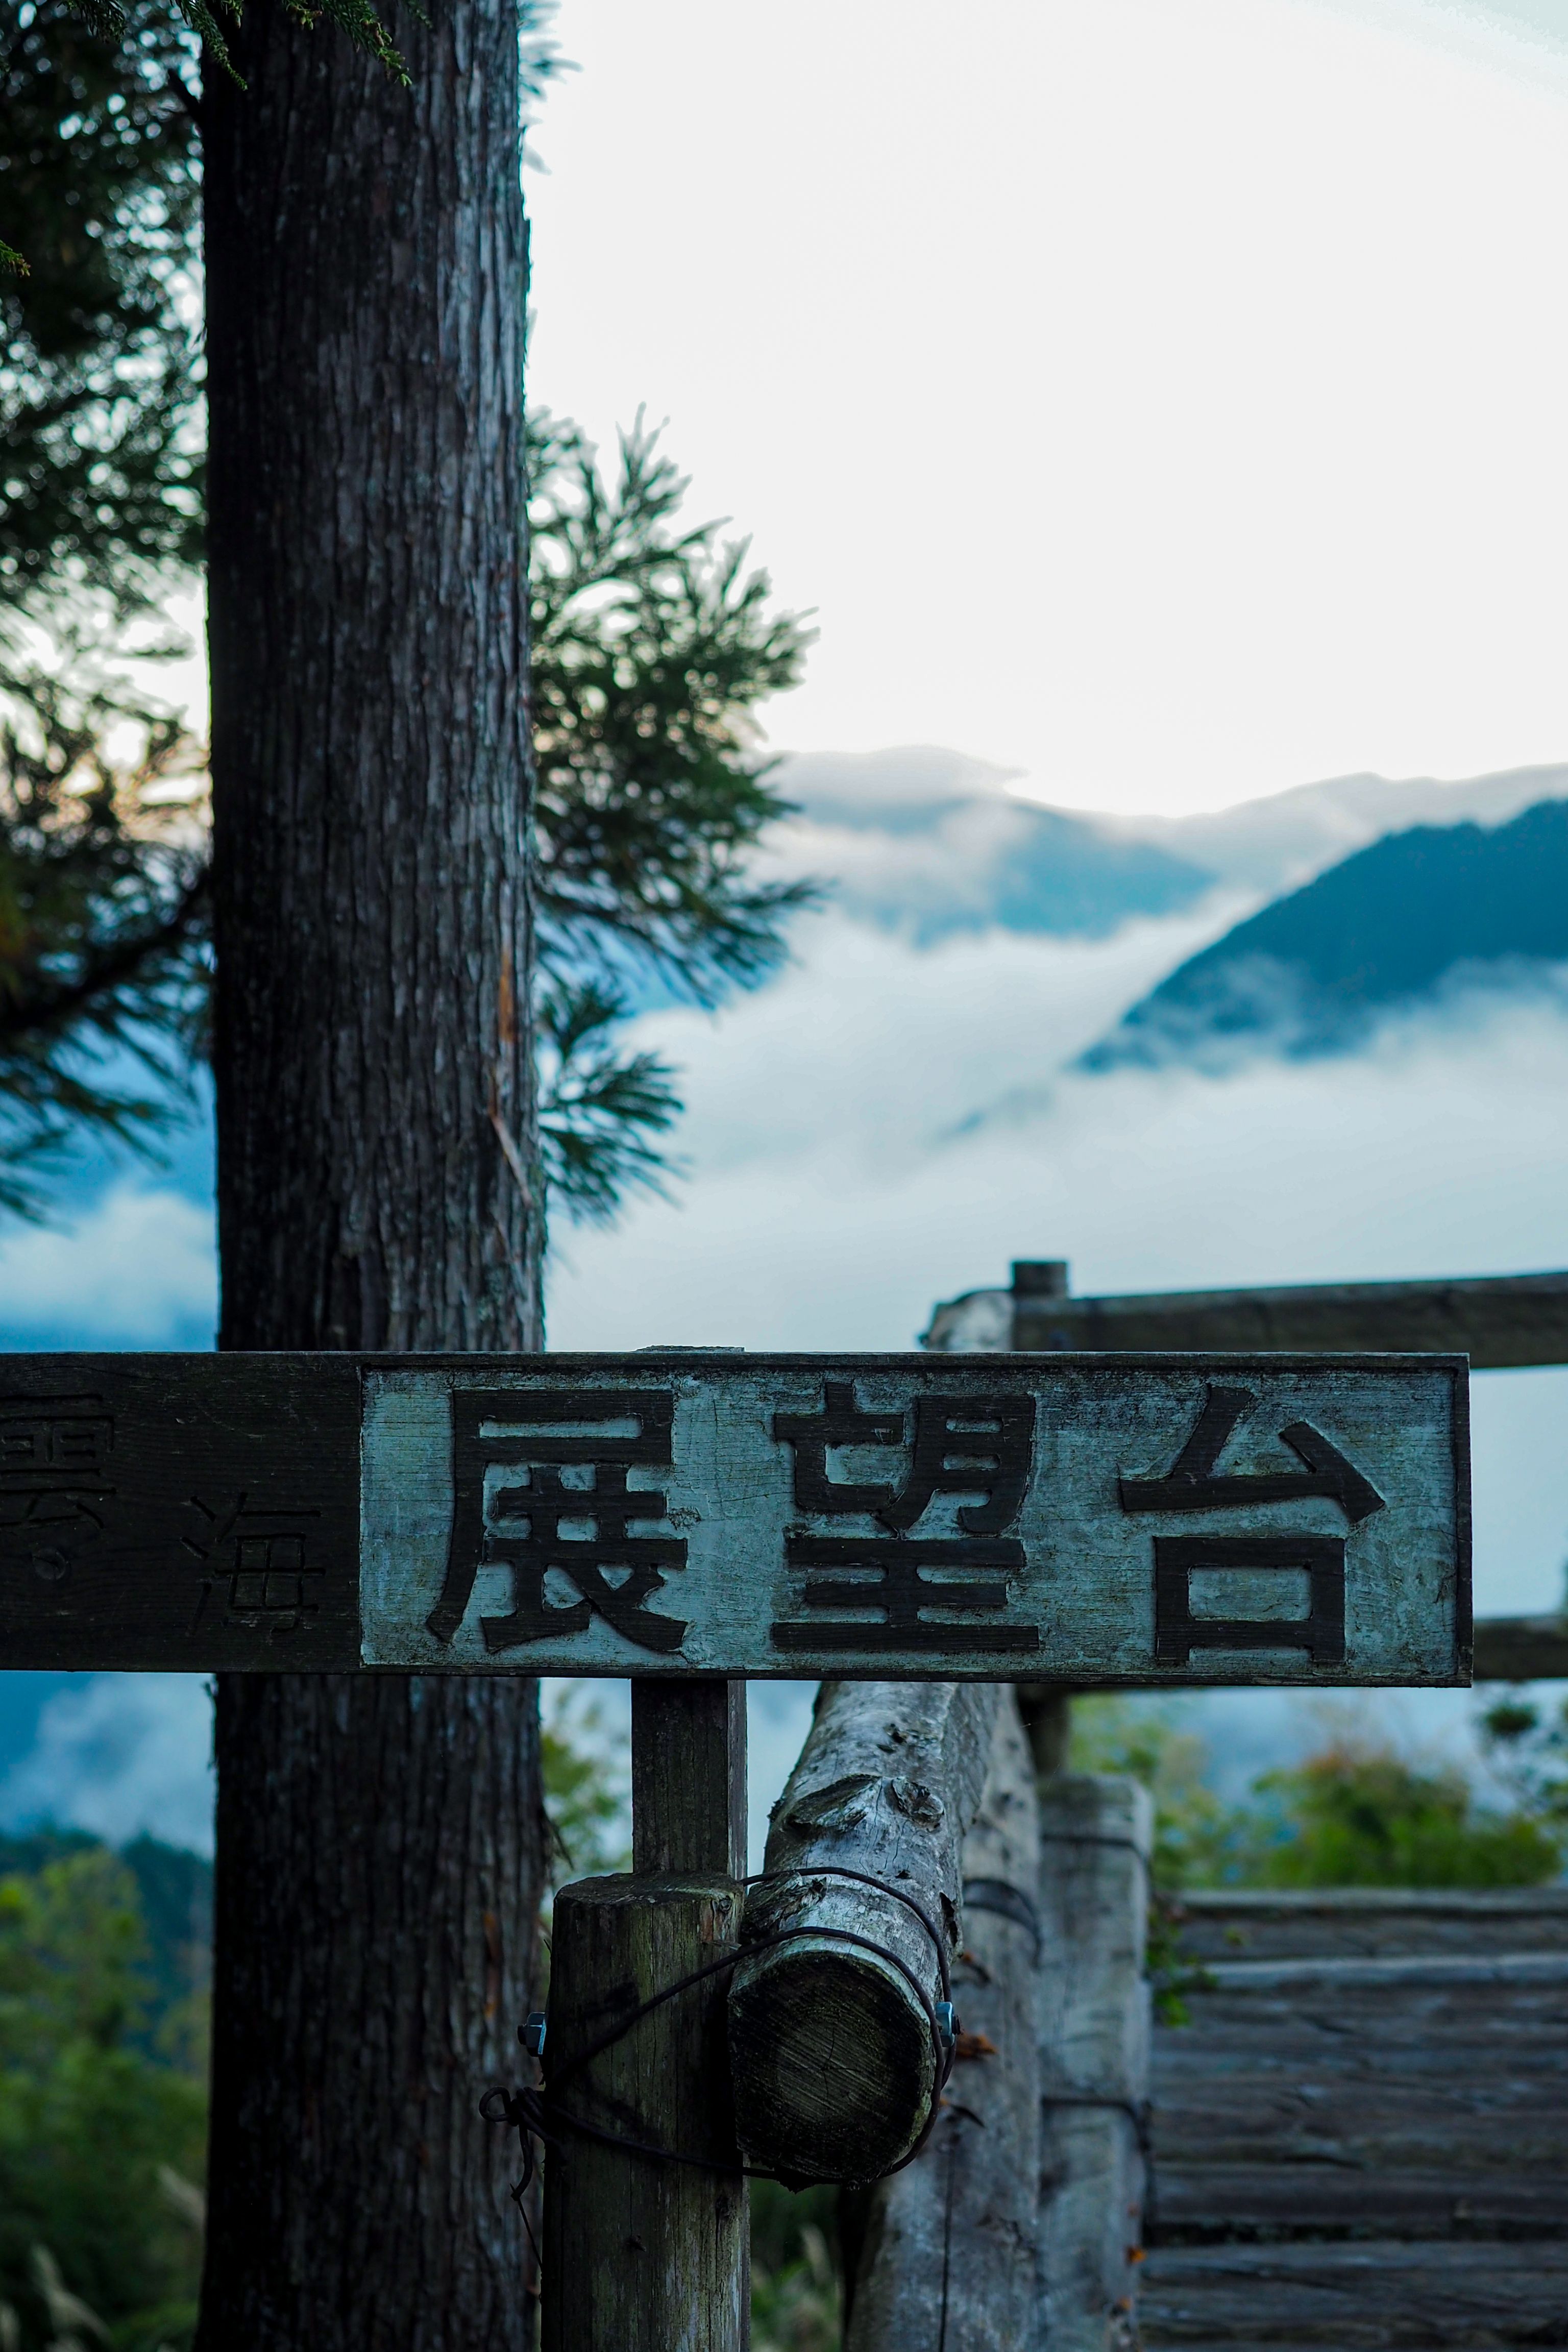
[1107,760,1568,893]
[765,748,1216,941]
[1085,797,1568,1069]
[762,748,1568,946]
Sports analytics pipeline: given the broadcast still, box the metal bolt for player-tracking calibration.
[521,2011,547,2058]
[935,2000,955,2050]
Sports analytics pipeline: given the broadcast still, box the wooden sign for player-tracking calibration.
[0,1352,1468,1683]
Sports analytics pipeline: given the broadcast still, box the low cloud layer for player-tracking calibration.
[2,834,1565,1850]
[0,1674,215,1853]
[0,1184,215,1348]
[550,904,1568,1620]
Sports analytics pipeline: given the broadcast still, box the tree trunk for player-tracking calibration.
[199,2,542,2342]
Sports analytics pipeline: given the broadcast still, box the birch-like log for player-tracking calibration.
[728,1680,1000,2184]
[844,1686,1042,2350]
[1035,1773,1153,2352]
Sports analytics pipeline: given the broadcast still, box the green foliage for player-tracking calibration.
[1,0,202,617]
[1070,1697,1268,1889]
[1251,1740,1563,1891]
[1,6,810,1225]
[1073,1697,1564,1896]
[1142,1888,1216,2029]
[1479,1685,1568,1827]
[530,410,815,1001]
[0,1847,206,2352]
[0,1831,211,2059]
[536,978,681,1227]
[0,639,208,1217]
[540,1683,629,1886]
[0,0,211,1219]
[528,412,816,1220]
[2,0,561,601]
[750,2182,842,2352]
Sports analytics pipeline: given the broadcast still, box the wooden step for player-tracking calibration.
[1141,2238,1568,2346]
[1144,1892,1568,2343]
[1168,1889,1568,1965]
[1152,2164,1568,2241]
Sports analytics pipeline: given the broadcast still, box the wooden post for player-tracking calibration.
[632,1680,748,1876]
[1017,1684,1074,1778]
[728,1681,1000,2184]
[541,1680,748,2352]
[843,1687,1043,2350]
[1035,1774,1154,2352]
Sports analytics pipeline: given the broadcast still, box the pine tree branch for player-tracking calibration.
[0,862,207,1047]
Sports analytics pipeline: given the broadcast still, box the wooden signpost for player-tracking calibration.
[931,1257,1568,1681]
[0,1341,1473,2348]
[0,1350,1468,1685]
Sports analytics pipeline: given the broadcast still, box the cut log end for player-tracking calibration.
[728,1682,998,2187]
[729,1938,937,2184]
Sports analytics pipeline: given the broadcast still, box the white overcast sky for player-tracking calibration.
[526,0,1568,817]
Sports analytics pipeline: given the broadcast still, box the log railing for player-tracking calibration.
[841,1688,1042,2348]
[926,1259,1568,1686]
[728,1681,1000,2185]
[925,1258,1568,1368]
[726,1682,1154,2352]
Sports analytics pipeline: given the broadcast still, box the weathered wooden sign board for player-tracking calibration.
[0,1352,1469,1682]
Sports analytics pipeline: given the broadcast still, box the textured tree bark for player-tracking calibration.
[204,9,536,1357]
[199,4,542,2343]
[845,1688,1043,2351]
[728,1681,999,2184]
[205,1678,545,2347]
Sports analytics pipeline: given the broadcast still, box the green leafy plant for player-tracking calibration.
[527,410,815,1219]
[1252,1741,1562,1890]
[0,1848,206,2351]
[1074,1698,1564,1896]
[7,0,814,1228]
[530,409,814,1001]
[0,0,202,611]
[750,2182,842,2352]
[1070,1697,1272,1889]
[1142,1889,1216,2029]
[1477,1686,1568,1830]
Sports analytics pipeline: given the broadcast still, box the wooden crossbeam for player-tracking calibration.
[1007,1261,1568,1367]
[1473,1616,1568,1681]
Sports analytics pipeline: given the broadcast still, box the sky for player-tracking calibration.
[5,0,1568,1856]
[525,0,1568,816]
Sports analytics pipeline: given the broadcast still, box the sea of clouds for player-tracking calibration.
[3,793,1566,1857]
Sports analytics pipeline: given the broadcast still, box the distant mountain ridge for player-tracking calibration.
[1102,758,1568,893]
[764,748,1213,942]
[1084,797,1568,1071]
[763,746,1568,945]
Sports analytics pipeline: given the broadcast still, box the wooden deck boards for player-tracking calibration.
[1141,1891,1568,2349]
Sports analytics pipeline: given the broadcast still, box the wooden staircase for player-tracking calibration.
[1139,1889,1568,2349]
